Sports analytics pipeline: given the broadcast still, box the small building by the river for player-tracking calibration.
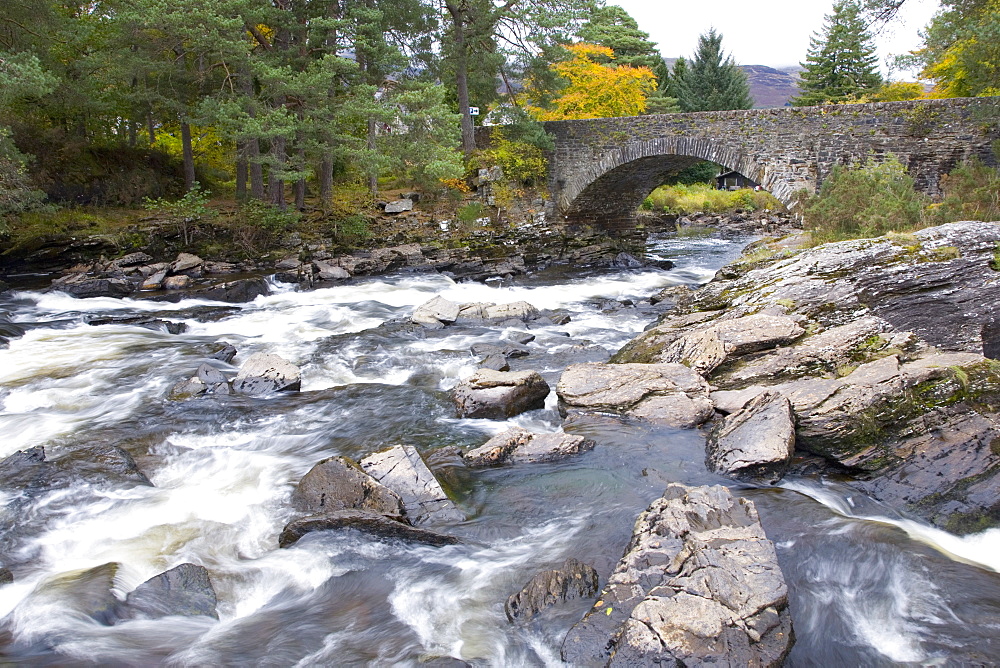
[716,170,758,190]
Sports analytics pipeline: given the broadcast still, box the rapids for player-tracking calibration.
[1,230,999,666]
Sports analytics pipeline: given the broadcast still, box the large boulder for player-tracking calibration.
[706,391,796,483]
[232,353,301,396]
[413,298,542,328]
[561,484,793,667]
[557,363,714,429]
[194,277,270,303]
[291,456,404,517]
[464,428,592,467]
[451,369,550,419]
[505,558,599,622]
[279,509,460,548]
[123,563,218,620]
[360,445,464,526]
[51,276,136,299]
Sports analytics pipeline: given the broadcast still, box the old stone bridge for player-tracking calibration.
[534,97,999,230]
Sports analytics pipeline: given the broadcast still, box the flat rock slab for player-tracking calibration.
[384,198,413,213]
[171,253,203,273]
[505,558,599,622]
[452,369,550,419]
[232,353,301,396]
[292,456,403,517]
[707,391,796,483]
[413,295,461,327]
[659,314,805,375]
[360,445,464,526]
[279,510,459,548]
[124,563,218,620]
[557,363,713,429]
[464,428,592,467]
[562,484,793,667]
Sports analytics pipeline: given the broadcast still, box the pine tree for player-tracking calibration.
[792,0,884,106]
[674,29,753,112]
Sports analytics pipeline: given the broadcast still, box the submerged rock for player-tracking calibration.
[232,353,301,396]
[451,369,550,419]
[360,445,464,526]
[464,428,593,467]
[557,363,714,429]
[561,484,793,666]
[35,563,127,625]
[0,568,12,585]
[707,391,796,484]
[86,315,187,334]
[505,558,599,622]
[279,509,460,548]
[0,445,151,499]
[124,563,218,620]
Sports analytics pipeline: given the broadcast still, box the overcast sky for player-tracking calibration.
[611,0,941,78]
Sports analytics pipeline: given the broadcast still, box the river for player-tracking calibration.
[1,229,999,666]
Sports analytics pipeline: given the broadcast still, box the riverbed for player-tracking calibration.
[1,229,999,666]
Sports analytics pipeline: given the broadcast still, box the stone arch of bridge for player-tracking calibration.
[555,137,774,229]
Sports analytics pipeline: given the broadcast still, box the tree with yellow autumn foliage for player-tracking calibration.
[528,43,657,121]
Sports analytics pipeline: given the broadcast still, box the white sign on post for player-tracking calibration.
[469,106,480,116]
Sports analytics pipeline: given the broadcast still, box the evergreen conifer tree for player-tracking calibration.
[674,29,753,112]
[792,0,884,105]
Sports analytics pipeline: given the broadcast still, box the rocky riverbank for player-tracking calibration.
[610,220,1000,533]
[0,210,797,303]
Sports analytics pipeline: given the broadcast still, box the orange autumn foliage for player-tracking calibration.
[529,43,657,121]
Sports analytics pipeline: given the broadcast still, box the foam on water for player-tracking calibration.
[389,518,583,665]
[782,478,1000,574]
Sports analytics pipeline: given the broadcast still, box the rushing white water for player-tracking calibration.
[2,231,999,665]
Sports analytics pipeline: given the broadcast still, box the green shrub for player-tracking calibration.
[143,183,216,246]
[0,129,50,220]
[643,183,783,215]
[931,158,1000,223]
[457,202,487,224]
[477,129,548,186]
[801,155,929,244]
[332,213,370,243]
[228,199,299,255]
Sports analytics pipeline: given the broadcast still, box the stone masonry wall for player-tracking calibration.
[538,98,1000,231]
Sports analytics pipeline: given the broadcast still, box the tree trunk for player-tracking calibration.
[448,3,476,158]
[320,158,333,211]
[147,112,156,146]
[180,121,196,190]
[366,117,378,196]
[236,140,248,201]
[249,139,265,199]
[294,146,306,210]
[268,133,287,209]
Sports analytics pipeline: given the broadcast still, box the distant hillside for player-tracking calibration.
[742,65,801,108]
[660,59,802,109]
